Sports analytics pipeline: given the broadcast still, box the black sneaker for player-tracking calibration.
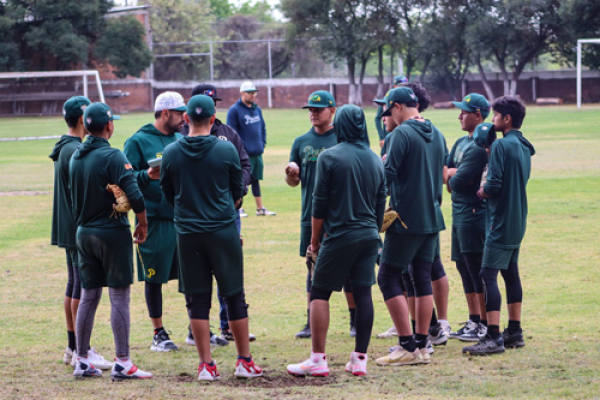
[428,322,448,346]
[502,328,525,348]
[295,324,311,339]
[210,331,229,347]
[450,320,477,340]
[220,329,234,341]
[150,329,178,352]
[462,334,505,355]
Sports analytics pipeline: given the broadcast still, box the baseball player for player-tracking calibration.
[124,91,186,352]
[50,96,111,370]
[287,105,386,377]
[375,75,408,152]
[160,95,263,381]
[69,102,152,379]
[285,90,358,339]
[463,96,534,355]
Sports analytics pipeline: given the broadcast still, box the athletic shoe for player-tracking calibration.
[428,322,448,346]
[460,323,487,342]
[377,326,398,339]
[239,208,248,218]
[73,359,102,378]
[287,353,330,377]
[70,350,77,368]
[376,346,423,366]
[151,329,178,352]
[449,320,478,340]
[295,324,311,339]
[186,327,195,346]
[220,329,256,342]
[111,360,153,380]
[349,324,357,338]
[439,320,452,337]
[345,352,368,376]
[234,357,264,378]
[419,347,432,364]
[89,347,113,370]
[63,347,74,365]
[198,362,220,381]
[462,334,505,355]
[211,331,229,347]
[502,328,525,348]
[426,339,434,354]
[256,207,276,216]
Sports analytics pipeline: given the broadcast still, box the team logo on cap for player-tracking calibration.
[385,90,391,97]
[62,109,66,116]
[310,95,321,102]
[410,94,415,99]
[86,117,92,124]
[107,110,112,117]
[81,105,87,111]
[196,107,202,115]
[465,95,471,103]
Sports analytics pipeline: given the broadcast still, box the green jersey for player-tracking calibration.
[50,135,82,249]
[289,127,337,227]
[385,119,447,234]
[484,130,535,249]
[160,135,243,234]
[447,135,488,227]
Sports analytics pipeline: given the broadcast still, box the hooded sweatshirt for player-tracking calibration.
[50,135,82,248]
[226,99,266,156]
[312,105,386,245]
[484,129,535,249]
[69,136,145,228]
[385,119,447,234]
[160,135,243,234]
[123,123,181,220]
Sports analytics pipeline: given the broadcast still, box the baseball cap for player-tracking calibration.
[63,96,91,119]
[302,90,336,108]
[473,122,497,149]
[186,95,216,119]
[191,83,222,101]
[374,89,392,106]
[380,87,419,117]
[83,103,121,132]
[155,91,187,112]
[393,75,408,86]
[452,93,490,118]
[240,81,258,92]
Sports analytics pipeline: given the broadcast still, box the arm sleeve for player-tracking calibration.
[228,127,252,188]
[289,138,302,179]
[159,155,175,207]
[375,165,387,231]
[483,141,504,197]
[123,137,151,189]
[449,147,487,193]
[110,151,145,214]
[260,109,267,147]
[227,107,241,138]
[311,152,331,219]
[375,105,386,140]
[228,144,244,202]
[384,128,408,184]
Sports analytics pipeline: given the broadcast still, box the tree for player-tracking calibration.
[556,0,600,70]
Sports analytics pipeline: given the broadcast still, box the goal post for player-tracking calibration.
[0,70,105,103]
[577,38,600,109]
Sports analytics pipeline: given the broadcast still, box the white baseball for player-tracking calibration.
[287,161,299,174]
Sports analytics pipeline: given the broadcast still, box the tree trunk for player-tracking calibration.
[477,56,495,101]
[347,56,356,105]
[389,49,394,90]
[376,46,384,99]
[356,55,369,106]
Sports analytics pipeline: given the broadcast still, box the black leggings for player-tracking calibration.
[145,281,162,319]
[251,177,261,197]
[480,262,523,312]
[408,259,433,297]
[377,263,405,301]
[65,262,81,300]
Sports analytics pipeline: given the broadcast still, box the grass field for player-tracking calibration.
[1,105,599,399]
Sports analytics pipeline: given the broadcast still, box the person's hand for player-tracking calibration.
[148,166,160,180]
[133,220,148,244]
[379,139,385,148]
[477,187,490,199]
[234,198,243,209]
[285,162,300,178]
[382,154,387,162]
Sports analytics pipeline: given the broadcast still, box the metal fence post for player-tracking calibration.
[268,40,273,108]
[210,40,214,81]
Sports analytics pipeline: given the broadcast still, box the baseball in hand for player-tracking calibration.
[286,161,300,176]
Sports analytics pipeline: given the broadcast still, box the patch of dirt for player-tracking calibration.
[169,373,337,388]
[0,191,51,196]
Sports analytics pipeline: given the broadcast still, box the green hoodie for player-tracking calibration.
[50,135,82,249]
[160,135,243,234]
[385,119,447,234]
[312,105,386,245]
[69,136,145,228]
[484,130,535,249]
[124,123,182,220]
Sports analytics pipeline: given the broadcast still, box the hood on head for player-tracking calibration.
[72,136,107,159]
[333,105,368,144]
[177,135,218,160]
[404,119,433,143]
[49,135,81,161]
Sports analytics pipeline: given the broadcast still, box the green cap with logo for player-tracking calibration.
[393,75,408,86]
[186,95,216,119]
[302,90,336,108]
[63,96,91,119]
[473,122,497,149]
[374,89,392,106]
[380,87,419,116]
[452,93,491,118]
[83,103,120,132]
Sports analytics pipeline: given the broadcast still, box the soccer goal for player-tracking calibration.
[576,38,600,109]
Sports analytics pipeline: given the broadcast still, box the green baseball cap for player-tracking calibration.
[302,90,336,108]
[380,87,419,117]
[63,96,91,119]
[393,75,408,86]
[374,89,392,106]
[186,95,216,119]
[473,122,497,149]
[452,93,491,118]
[83,103,120,132]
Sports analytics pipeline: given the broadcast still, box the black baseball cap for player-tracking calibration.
[191,84,222,101]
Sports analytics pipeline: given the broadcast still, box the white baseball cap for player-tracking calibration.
[155,91,186,112]
[240,81,258,92]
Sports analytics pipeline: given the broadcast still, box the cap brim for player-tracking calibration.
[373,98,386,105]
[301,104,329,109]
[111,115,121,120]
[243,89,258,93]
[213,97,222,102]
[380,107,393,117]
[452,102,472,113]
[171,106,187,112]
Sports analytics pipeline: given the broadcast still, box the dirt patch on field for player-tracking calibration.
[0,191,51,196]
[171,372,336,388]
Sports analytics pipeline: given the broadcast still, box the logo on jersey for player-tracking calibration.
[244,115,261,125]
[218,135,228,141]
[302,146,326,164]
[155,152,163,158]
[147,269,155,278]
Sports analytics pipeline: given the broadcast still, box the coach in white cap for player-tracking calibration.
[227,81,276,217]
[123,90,186,353]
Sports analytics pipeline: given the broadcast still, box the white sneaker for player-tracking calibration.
[111,359,153,380]
[377,326,398,339]
[439,320,452,337]
[376,346,423,366]
[419,347,432,364]
[63,347,74,365]
[198,362,220,381]
[287,352,329,377]
[239,208,248,218]
[345,352,368,376]
[73,359,102,378]
[256,207,276,216]
[234,357,264,379]
[88,347,113,370]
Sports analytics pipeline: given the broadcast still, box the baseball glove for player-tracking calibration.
[380,207,408,232]
[306,245,317,274]
[107,184,132,218]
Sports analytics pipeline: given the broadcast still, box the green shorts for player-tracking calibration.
[381,232,439,270]
[249,155,264,180]
[481,245,520,270]
[312,236,379,292]
[136,218,178,284]
[451,225,486,261]
[65,247,79,268]
[76,226,134,289]
[177,223,243,297]
[299,225,325,257]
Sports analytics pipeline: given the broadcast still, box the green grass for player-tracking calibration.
[1,105,599,399]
